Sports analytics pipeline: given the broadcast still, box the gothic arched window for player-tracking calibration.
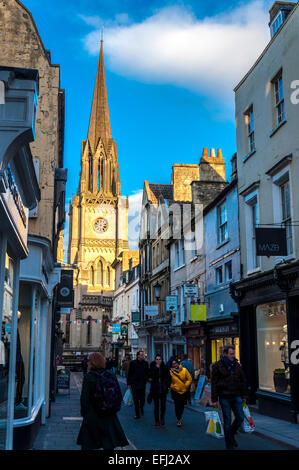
[87,315,92,345]
[89,155,93,192]
[89,265,94,285]
[98,160,101,191]
[107,266,111,287]
[97,260,104,285]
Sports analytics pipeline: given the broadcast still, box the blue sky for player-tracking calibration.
[21,0,272,249]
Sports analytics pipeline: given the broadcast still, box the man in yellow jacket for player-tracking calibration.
[169,359,192,426]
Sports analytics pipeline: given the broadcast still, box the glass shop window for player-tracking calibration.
[256,300,290,395]
[0,254,14,449]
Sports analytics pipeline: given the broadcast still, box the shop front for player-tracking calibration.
[231,262,299,422]
[0,66,39,449]
[182,324,205,377]
[207,319,239,372]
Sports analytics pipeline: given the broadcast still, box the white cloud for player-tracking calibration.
[128,189,143,251]
[81,2,271,102]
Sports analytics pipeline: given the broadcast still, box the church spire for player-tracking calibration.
[87,39,112,151]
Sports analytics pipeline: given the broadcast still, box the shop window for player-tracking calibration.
[256,300,290,395]
[0,254,14,448]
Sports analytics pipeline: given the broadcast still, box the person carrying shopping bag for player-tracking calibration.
[211,345,247,450]
[149,354,171,427]
[169,358,192,427]
[77,352,128,450]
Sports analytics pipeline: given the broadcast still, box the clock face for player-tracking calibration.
[94,217,108,234]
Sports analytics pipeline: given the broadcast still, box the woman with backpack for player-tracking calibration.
[169,358,192,427]
[77,352,128,450]
[149,354,171,427]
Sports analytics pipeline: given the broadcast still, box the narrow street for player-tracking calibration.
[33,373,288,451]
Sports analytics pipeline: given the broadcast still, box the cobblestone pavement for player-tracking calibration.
[33,373,294,451]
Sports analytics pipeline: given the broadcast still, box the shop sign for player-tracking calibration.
[5,323,12,335]
[112,324,121,334]
[57,270,74,307]
[166,296,178,312]
[132,311,141,323]
[255,228,287,256]
[59,307,71,315]
[121,323,128,337]
[184,283,198,297]
[190,305,207,322]
[144,305,159,317]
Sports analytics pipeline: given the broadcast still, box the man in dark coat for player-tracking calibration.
[77,352,128,450]
[127,350,149,419]
[211,345,247,450]
[149,356,171,426]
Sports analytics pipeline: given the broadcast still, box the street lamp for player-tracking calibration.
[154,281,161,300]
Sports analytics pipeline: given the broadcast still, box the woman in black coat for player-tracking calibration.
[149,355,171,427]
[77,352,128,450]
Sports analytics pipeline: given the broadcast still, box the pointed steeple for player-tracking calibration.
[87,40,112,151]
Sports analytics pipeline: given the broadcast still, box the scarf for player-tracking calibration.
[222,354,237,375]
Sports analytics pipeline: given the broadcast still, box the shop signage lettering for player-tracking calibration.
[255,228,287,256]
[112,324,121,334]
[166,296,178,312]
[184,283,198,297]
[145,305,159,317]
[290,340,299,365]
[6,166,27,227]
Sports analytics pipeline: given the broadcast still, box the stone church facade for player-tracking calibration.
[65,41,129,356]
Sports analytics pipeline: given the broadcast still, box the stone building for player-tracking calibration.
[231,1,299,422]
[66,40,129,354]
[0,0,66,449]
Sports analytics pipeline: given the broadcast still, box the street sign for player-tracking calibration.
[255,228,287,256]
[184,283,198,297]
[144,305,159,317]
[166,296,178,312]
[112,324,121,334]
[190,305,207,322]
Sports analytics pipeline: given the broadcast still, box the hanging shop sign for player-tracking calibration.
[190,305,207,322]
[112,324,121,334]
[57,270,74,307]
[144,305,159,317]
[255,228,287,257]
[132,312,141,323]
[184,283,198,297]
[166,296,178,312]
[121,323,128,337]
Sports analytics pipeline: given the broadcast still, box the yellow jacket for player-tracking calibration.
[170,365,192,394]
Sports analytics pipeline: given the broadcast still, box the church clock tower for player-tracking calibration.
[66,40,129,354]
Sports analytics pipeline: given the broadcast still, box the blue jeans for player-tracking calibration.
[219,396,244,448]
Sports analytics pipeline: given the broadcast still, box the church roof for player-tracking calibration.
[87,40,112,151]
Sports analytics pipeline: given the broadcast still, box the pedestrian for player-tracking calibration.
[211,345,247,450]
[166,350,176,370]
[127,350,149,419]
[180,354,195,404]
[149,354,171,427]
[81,355,88,376]
[122,355,131,378]
[169,358,192,427]
[77,352,128,450]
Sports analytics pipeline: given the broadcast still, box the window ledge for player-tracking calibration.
[275,254,295,264]
[174,264,186,273]
[216,239,230,250]
[190,256,198,263]
[243,149,256,163]
[247,267,262,276]
[269,119,287,138]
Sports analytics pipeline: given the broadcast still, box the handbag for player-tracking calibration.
[240,403,255,433]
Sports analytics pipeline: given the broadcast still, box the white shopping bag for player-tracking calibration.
[240,403,255,433]
[205,409,224,439]
[123,388,133,406]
